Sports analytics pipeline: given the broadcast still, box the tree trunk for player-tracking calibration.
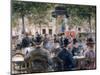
[88,14,93,38]
[39,23,42,34]
[22,14,25,34]
[89,15,92,33]
[56,17,59,34]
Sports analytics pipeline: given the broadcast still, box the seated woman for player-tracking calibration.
[84,38,96,69]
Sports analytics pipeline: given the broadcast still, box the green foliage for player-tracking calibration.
[12,1,96,29]
[64,4,96,27]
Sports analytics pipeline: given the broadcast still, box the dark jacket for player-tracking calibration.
[35,35,42,45]
[59,37,64,47]
[21,37,31,48]
[63,38,69,47]
[72,47,79,56]
[57,48,75,71]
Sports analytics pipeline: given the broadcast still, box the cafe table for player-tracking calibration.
[12,53,27,74]
[73,56,86,69]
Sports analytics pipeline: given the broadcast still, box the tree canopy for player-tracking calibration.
[12,1,96,29]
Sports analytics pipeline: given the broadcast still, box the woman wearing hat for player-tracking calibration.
[84,38,96,69]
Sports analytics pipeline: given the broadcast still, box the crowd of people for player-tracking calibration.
[12,31,96,73]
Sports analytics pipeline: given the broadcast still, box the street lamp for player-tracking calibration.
[52,6,69,34]
[52,6,69,18]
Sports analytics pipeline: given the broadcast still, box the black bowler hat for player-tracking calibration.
[86,38,95,45]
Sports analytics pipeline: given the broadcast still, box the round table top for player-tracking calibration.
[73,56,85,59]
[12,54,24,62]
[22,47,35,55]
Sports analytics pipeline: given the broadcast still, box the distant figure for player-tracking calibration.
[34,32,42,45]
[72,38,79,56]
[63,37,69,48]
[43,34,49,49]
[54,34,59,43]
[35,32,39,37]
[59,35,64,47]
[21,33,31,48]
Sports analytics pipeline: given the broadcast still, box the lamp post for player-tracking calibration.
[52,6,69,34]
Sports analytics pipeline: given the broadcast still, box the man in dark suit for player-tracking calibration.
[57,45,76,71]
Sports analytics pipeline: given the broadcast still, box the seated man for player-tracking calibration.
[57,45,76,71]
[24,43,52,73]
